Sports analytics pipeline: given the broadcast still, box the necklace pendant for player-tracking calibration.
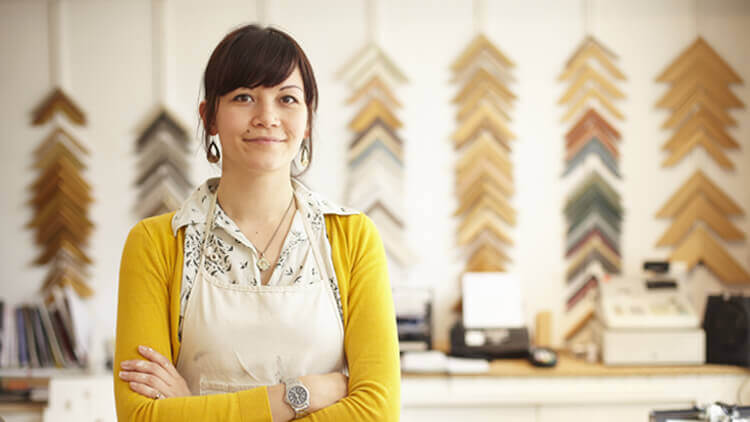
[257,256,271,271]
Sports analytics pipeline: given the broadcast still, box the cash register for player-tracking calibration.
[593,261,706,365]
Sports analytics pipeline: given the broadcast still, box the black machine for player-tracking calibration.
[397,302,432,353]
[449,321,530,359]
[703,294,750,367]
[651,403,750,421]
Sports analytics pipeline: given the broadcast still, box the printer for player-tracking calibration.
[449,272,530,359]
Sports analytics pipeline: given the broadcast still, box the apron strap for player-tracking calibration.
[294,191,333,282]
[198,194,219,272]
[294,191,346,375]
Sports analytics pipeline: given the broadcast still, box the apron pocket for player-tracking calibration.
[199,378,263,395]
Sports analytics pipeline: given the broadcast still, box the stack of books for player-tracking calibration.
[0,286,88,371]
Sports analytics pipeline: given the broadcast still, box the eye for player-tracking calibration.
[280,95,299,104]
[233,94,253,103]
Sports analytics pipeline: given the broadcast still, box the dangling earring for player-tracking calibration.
[298,138,310,168]
[207,136,221,163]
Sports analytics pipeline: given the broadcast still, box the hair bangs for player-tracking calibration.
[216,30,298,96]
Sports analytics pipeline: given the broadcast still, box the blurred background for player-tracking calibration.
[2,0,750,421]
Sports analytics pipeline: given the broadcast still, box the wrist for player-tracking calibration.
[283,378,311,418]
[299,375,323,412]
[268,383,295,422]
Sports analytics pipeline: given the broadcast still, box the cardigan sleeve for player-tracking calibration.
[114,219,273,422]
[302,214,401,421]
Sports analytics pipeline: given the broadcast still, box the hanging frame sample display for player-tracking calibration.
[654,37,748,284]
[558,36,626,342]
[339,43,414,273]
[29,88,94,298]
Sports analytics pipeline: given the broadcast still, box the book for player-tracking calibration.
[61,286,89,365]
[6,306,17,368]
[31,305,52,367]
[0,300,7,368]
[22,306,40,368]
[0,300,4,364]
[50,304,78,366]
[51,287,83,364]
[37,301,65,368]
[16,307,28,368]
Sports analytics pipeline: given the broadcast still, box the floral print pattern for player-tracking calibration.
[172,178,359,339]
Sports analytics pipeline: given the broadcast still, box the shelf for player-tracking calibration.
[0,401,46,412]
[402,352,750,378]
[0,367,88,379]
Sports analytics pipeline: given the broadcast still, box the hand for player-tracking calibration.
[300,372,349,412]
[119,345,192,400]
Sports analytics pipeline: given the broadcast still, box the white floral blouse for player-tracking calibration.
[171,177,359,339]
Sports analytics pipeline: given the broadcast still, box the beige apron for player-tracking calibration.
[175,192,347,395]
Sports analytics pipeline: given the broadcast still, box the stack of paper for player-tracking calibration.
[400,351,490,374]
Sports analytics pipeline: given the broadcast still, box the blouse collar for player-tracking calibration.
[171,177,359,237]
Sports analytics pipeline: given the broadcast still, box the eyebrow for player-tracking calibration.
[280,85,303,92]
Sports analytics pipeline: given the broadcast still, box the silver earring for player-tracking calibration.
[299,138,310,168]
[207,136,220,163]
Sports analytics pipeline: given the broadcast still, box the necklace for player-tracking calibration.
[256,195,295,272]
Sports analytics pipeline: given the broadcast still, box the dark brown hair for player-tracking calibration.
[200,24,318,174]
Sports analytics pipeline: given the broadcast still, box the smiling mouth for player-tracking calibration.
[243,137,285,143]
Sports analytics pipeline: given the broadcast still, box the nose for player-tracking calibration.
[251,101,280,129]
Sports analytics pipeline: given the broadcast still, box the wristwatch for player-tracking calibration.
[283,378,311,418]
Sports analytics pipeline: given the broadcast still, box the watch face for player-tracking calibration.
[288,385,308,406]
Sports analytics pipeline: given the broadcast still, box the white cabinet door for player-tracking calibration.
[0,411,42,422]
[402,406,536,422]
[537,402,692,422]
[44,376,115,422]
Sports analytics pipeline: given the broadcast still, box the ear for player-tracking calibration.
[199,100,217,135]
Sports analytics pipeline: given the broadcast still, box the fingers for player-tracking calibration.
[120,357,172,385]
[127,381,165,400]
[119,369,170,397]
[119,345,194,399]
[137,345,182,379]
[119,345,175,393]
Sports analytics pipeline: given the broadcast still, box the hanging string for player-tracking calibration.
[582,0,590,37]
[694,0,700,39]
[592,0,599,39]
[152,0,167,104]
[365,0,382,45]
[693,0,702,170]
[257,0,269,26]
[473,0,487,35]
[48,0,67,89]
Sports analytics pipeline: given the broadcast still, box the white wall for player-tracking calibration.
[1,0,750,368]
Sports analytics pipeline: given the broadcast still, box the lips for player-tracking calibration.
[243,136,284,143]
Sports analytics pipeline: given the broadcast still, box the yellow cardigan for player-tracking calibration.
[114,212,401,421]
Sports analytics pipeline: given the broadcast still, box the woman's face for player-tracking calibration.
[211,66,309,175]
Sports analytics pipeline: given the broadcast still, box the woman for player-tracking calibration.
[114,24,400,421]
